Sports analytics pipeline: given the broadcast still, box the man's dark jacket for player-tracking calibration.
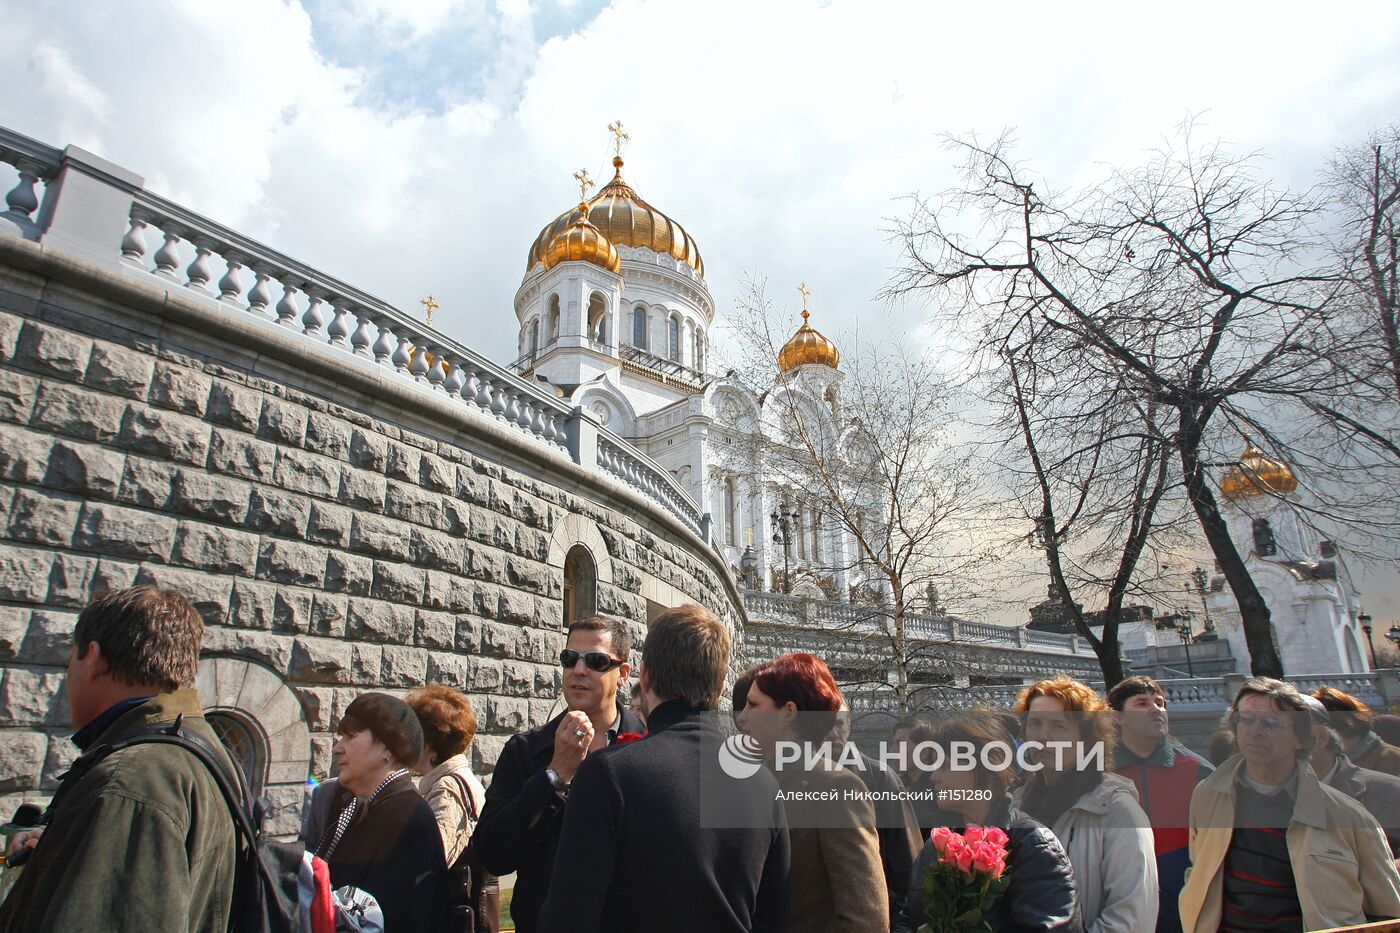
[473,700,645,933]
[893,794,1081,933]
[0,690,238,933]
[536,700,791,933]
[1328,755,1400,857]
[849,751,923,930]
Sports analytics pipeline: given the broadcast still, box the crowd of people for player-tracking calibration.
[3,584,1400,933]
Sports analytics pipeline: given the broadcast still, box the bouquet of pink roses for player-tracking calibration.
[917,826,1011,933]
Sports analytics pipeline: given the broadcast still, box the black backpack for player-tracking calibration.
[443,772,500,933]
[52,715,302,933]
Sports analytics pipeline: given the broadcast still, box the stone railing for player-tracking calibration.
[0,127,710,542]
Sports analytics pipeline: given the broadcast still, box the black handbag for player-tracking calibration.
[444,772,500,933]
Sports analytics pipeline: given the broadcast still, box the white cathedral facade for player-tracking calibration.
[508,151,875,601]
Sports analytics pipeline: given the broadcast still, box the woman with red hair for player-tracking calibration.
[738,653,887,933]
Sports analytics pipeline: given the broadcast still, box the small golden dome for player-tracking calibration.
[529,157,703,277]
[1220,438,1298,501]
[541,200,621,275]
[778,309,840,372]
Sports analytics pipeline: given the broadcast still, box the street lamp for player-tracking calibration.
[770,506,801,594]
[1359,611,1376,669]
[1177,617,1196,678]
[1386,624,1400,662]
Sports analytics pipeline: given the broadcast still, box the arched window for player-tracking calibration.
[695,333,705,371]
[1252,518,1277,557]
[588,293,607,345]
[207,709,268,800]
[668,316,680,361]
[548,295,560,341]
[632,306,647,348]
[1344,627,1366,673]
[812,510,822,562]
[724,478,736,546]
[563,545,597,625]
[797,505,807,560]
[529,318,539,354]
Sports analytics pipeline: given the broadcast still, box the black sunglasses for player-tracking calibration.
[560,649,625,673]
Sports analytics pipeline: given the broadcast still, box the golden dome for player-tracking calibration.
[1220,438,1298,501]
[778,309,840,372]
[541,200,621,275]
[528,157,703,277]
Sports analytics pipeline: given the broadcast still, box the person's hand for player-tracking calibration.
[549,711,595,784]
[6,828,42,858]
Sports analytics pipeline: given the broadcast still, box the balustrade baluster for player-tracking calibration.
[185,239,215,292]
[529,406,545,436]
[371,320,396,366]
[246,267,273,316]
[443,358,465,398]
[427,348,448,391]
[326,298,351,348]
[120,212,149,265]
[475,375,494,411]
[302,289,328,337]
[217,256,245,303]
[2,159,43,238]
[275,280,302,328]
[461,367,480,403]
[153,226,183,279]
[409,340,431,382]
[394,335,414,376]
[490,383,508,420]
[350,308,374,357]
[516,400,534,432]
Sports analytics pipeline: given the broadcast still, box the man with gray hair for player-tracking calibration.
[0,586,238,932]
[1179,677,1400,933]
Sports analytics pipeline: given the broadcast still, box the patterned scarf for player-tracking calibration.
[316,768,410,860]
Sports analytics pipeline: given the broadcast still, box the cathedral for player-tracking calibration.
[508,138,874,602]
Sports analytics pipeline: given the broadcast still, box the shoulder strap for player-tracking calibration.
[446,771,481,822]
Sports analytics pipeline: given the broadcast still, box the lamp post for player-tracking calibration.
[1386,624,1400,666]
[1360,611,1376,669]
[1177,617,1196,678]
[770,506,801,594]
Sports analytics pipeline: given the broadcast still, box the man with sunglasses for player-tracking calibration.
[1180,677,1400,933]
[474,615,645,933]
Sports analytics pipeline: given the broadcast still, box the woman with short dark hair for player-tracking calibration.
[301,692,447,931]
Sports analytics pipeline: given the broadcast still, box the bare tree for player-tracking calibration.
[716,275,992,714]
[888,126,1387,679]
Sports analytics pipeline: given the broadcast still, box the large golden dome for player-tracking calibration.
[541,200,620,275]
[778,309,840,372]
[1220,438,1298,501]
[528,157,703,278]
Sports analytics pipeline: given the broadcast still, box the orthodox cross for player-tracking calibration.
[420,294,440,326]
[573,168,595,201]
[796,282,811,317]
[607,120,630,157]
[746,528,753,546]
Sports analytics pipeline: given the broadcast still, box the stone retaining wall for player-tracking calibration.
[0,238,741,833]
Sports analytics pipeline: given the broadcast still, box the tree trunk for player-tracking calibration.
[891,591,911,716]
[1177,413,1283,677]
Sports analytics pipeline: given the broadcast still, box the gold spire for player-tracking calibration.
[420,294,440,326]
[778,284,840,372]
[1219,435,1298,501]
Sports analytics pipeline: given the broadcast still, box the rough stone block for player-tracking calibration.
[118,404,211,465]
[92,557,139,594]
[310,734,333,780]
[339,467,385,511]
[426,651,470,690]
[74,502,176,562]
[506,556,553,595]
[6,488,82,546]
[206,381,262,431]
[0,427,49,484]
[324,551,372,596]
[501,660,537,697]
[85,342,154,398]
[346,598,414,643]
[29,381,127,441]
[0,369,38,422]
[310,592,349,638]
[385,443,420,482]
[170,521,258,575]
[134,563,231,624]
[381,645,428,687]
[371,560,423,603]
[0,669,66,725]
[348,428,388,472]
[16,322,91,381]
[273,448,338,499]
[414,610,456,650]
[0,730,48,792]
[384,482,441,527]
[490,697,530,733]
[412,528,463,573]
[515,526,550,562]
[0,546,55,601]
[440,498,471,537]
[455,615,483,653]
[169,470,251,524]
[423,570,472,612]
[304,413,350,459]
[115,456,175,507]
[246,487,311,537]
[41,735,79,790]
[257,539,326,587]
[273,587,313,634]
[480,620,528,659]
[350,642,382,685]
[468,511,516,551]
[44,440,123,500]
[0,607,27,660]
[258,398,307,446]
[207,429,276,483]
[535,665,561,698]
[0,311,22,362]
[19,610,77,665]
[305,503,351,547]
[496,588,539,628]
[148,364,210,416]
[295,687,339,731]
[466,545,506,583]
[46,553,97,607]
[419,452,454,492]
[473,734,507,775]
[348,513,410,561]
[455,466,490,506]
[469,581,500,619]
[202,625,292,672]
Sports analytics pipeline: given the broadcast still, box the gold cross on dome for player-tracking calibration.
[607,120,630,157]
[420,294,440,326]
[796,282,811,312]
[573,168,595,201]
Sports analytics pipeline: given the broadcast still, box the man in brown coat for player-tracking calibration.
[1316,687,1400,776]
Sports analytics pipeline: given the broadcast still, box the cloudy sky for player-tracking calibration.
[5,0,1400,622]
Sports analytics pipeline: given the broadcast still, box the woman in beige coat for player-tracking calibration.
[407,684,486,866]
[739,653,888,933]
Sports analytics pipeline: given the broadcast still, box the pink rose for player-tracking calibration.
[971,841,1007,879]
[963,825,986,844]
[982,827,1009,849]
[930,826,954,855]
[954,844,977,875]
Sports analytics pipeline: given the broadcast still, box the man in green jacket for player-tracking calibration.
[0,586,238,933]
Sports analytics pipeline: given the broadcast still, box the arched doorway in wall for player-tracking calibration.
[1344,626,1365,673]
[206,708,270,799]
[563,544,598,626]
